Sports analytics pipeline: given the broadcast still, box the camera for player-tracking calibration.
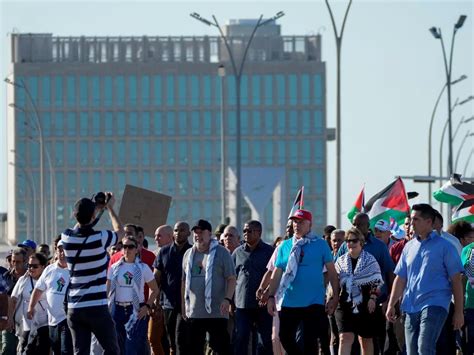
[94,192,111,207]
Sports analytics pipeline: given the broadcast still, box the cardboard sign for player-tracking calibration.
[119,184,172,237]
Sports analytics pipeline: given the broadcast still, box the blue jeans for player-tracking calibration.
[234,308,273,355]
[113,305,149,355]
[49,319,73,355]
[404,306,447,355]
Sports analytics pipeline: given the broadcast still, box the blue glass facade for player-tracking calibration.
[12,45,326,241]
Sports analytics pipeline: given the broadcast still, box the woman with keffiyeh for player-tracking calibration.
[335,227,384,355]
[107,236,158,355]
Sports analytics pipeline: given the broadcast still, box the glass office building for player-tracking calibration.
[6,20,329,244]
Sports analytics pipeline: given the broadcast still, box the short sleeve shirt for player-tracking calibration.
[107,262,154,303]
[275,235,332,307]
[182,245,235,319]
[233,241,274,309]
[35,262,70,326]
[395,231,464,313]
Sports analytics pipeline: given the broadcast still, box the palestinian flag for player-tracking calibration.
[433,174,474,205]
[288,186,304,218]
[365,177,410,228]
[347,186,365,222]
[452,199,474,224]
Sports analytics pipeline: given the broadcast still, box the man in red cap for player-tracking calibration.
[266,209,339,354]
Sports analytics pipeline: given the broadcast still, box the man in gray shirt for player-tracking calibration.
[233,220,274,355]
[181,219,236,355]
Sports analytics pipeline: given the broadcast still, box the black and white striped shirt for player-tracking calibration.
[61,227,117,309]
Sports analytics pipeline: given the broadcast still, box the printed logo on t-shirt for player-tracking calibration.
[123,271,134,285]
[193,260,204,276]
[56,277,66,292]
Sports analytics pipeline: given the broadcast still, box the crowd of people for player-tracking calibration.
[1,191,474,355]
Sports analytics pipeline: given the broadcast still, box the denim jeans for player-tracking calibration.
[113,305,149,355]
[233,308,273,355]
[49,319,73,355]
[404,306,447,355]
[67,305,119,355]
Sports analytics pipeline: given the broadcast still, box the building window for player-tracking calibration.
[154,141,163,165]
[92,141,101,165]
[105,112,113,136]
[66,76,75,107]
[203,75,212,106]
[302,111,311,134]
[190,75,199,106]
[79,76,88,107]
[264,75,272,105]
[252,75,260,106]
[154,112,162,135]
[67,141,76,166]
[117,112,126,136]
[178,111,187,135]
[289,74,297,106]
[91,76,99,107]
[178,75,186,106]
[142,112,150,135]
[55,141,64,166]
[314,110,323,134]
[54,76,62,107]
[166,75,174,106]
[80,143,88,166]
[104,76,112,106]
[315,140,324,164]
[104,141,113,166]
[289,111,297,134]
[228,76,236,106]
[142,76,150,106]
[117,141,126,166]
[252,111,261,135]
[167,113,175,134]
[277,112,285,135]
[264,140,273,165]
[203,112,212,135]
[129,141,138,165]
[116,76,125,107]
[142,141,150,165]
[301,74,310,105]
[276,75,285,105]
[301,140,310,164]
[154,76,162,106]
[42,112,51,137]
[241,75,248,106]
[80,112,88,136]
[167,140,175,164]
[129,112,138,136]
[129,75,137,106]
[41,76,51,107]
[92,112,100,136]
[314,74,323,105]
[178,172,188,195]
[178,141,188,165]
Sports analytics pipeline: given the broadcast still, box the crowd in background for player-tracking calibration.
[0,192,474,355]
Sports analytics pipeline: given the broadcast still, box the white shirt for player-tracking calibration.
[35,262,70,326]
[107,262,154,303]
[11,274,48,332]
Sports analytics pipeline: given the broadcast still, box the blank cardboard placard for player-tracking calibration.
[119,184,172,237]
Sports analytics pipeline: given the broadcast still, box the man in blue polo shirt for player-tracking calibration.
[266,209,339,354]
[386,203,464,355]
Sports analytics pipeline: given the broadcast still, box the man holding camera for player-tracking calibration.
[61,192,124,355]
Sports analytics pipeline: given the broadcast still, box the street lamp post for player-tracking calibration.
[455,132,474,172]
[5,78,46,244]
[430,14,467,182]
[9,161,37,241]
[325,0,353,227]
[191,11,284,230]
[427,74,467,204]
[218,64,226,223]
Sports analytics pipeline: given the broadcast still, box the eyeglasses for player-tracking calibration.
[346,239,360,244]
[27,264,40,269]
[122,244,137,250]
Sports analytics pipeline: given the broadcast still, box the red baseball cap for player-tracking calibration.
[289,209,312,222]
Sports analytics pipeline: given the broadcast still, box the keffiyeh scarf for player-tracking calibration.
[466,246,474,288]
[335,250,383,313]
[276,234,318,309]
[109,257,142,338]
[184,239,219,318]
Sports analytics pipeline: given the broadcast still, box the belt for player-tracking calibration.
[115,302,133,307]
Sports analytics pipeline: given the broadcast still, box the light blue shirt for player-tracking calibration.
[275,233,332,307]
[395,231,464,313]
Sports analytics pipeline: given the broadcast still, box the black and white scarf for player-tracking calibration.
[335,250,383,313]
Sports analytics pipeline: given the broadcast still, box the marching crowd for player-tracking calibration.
[1,191,474,355]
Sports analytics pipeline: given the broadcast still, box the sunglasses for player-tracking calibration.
[27,264,40,269]
[346,239,360,244]
[122,244,137,250]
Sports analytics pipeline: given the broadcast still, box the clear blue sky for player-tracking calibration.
[1,0,473,229]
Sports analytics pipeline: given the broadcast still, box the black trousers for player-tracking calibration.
[279,304,329,355]
[186,318,231,355]
[164,308,190,355]
[21,326,50,355]
[67,305,119,355]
